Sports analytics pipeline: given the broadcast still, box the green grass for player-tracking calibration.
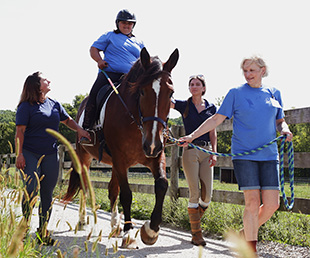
[91,187,310,247]
[86,170,310,247]
[0,167,57,258]
[89,171,310,198]
[3,166,310,258]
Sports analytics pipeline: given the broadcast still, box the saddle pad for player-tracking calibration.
[78,84,120,129]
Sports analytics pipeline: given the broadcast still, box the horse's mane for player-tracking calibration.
[122,56,163,95]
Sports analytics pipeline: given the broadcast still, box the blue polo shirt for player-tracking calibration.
[92,31,145,74]
[16,98,70,155]
[174,98,217,142]
[217,83,284,160]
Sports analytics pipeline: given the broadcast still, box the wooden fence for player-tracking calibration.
[1,107,310,214]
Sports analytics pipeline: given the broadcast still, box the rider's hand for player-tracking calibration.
[97,60,108,70]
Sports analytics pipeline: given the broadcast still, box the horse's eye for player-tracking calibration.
[140,89,144,96]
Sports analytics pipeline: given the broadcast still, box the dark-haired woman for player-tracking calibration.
[171,75,217,246]
[15,72,90,245]
[81,9,145,139]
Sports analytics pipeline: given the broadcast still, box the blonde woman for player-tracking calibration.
[179,58,293,254]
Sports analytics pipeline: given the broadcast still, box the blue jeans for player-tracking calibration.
[232,160,280,191]
[21,149,59,228]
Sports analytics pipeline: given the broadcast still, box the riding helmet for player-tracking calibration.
[115,9,136,28]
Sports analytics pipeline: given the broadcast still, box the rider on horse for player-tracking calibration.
[81,9,145,144]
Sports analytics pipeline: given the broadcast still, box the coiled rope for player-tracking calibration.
[165,134,294,210]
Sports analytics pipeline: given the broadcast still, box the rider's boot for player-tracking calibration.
[188,207,206,246]
[80,100,96,145]
[198,204,208,220]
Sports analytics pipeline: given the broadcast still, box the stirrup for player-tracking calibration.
[79,130,96,146]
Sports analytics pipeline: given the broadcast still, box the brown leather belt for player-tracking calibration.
[187,140,209,149]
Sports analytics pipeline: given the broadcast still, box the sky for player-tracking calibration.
[1,0,309,118]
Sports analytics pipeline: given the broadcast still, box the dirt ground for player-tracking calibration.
[22,200,235,258]
[5,188,309,257]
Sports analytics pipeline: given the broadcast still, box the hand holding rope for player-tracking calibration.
[164,133,294,210]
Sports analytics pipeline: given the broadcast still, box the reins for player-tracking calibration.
[100,70,142,131]
[164,133,295,210]
[100,69,169,131]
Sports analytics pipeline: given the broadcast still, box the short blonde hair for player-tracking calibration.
[241,56,268,77]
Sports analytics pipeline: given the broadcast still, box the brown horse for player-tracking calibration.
[64,47,179,248]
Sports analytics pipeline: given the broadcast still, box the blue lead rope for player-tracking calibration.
[279,137,294,210]
[166,134,294,210]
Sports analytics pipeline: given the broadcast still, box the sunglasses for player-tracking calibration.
[189,74,205,81]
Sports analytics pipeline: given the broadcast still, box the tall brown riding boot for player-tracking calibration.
[188,207,206,246]
[198,204,208,219]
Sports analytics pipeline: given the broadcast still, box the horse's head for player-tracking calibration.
[136,48,179,158]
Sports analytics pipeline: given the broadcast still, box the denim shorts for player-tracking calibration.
[232,160,280,191]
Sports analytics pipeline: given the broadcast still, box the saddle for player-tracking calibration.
[93,81,121,161]
[95,84,114,122]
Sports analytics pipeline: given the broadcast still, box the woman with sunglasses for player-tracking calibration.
[178,57,293,255]
[171,74,217,246]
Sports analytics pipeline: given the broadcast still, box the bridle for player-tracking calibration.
[138,105,168,129]
[100,69,170,135]
[137,71,172,133]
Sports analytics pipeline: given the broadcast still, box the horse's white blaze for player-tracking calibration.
[150,79,161,155]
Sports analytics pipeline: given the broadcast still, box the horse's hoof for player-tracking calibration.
[77,221,86,230]
[140,221,159,245]
[110,210,122,238]
[110,225,123,238]
[121,231,139,249]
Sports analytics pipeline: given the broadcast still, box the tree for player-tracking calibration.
[0,111,16,154]
[59,94,87,143]
[0,110,15,123]
[168,116,183,127]
[0,122,16,154]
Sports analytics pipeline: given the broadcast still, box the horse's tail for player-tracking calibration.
[62,96,89,202]
[62,167,81,202]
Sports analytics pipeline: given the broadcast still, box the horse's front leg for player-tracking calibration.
[108,171,121,237]
[112,165,138,249]
[141,153,168,245]
[78,191,87,229]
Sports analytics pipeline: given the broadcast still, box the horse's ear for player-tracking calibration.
[163,48,179,72]
[140,47,151,69]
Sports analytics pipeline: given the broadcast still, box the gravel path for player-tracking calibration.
[6,189,309,258]
[28,201,235,258]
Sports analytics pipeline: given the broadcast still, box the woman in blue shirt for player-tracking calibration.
[179,57,293,254]
[15,72,90,245]
[171,75,217,246]
[81,9,145,140]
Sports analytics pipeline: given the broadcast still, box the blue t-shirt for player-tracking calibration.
[175,98,217,142]
[16,98,70,155]
[217,83,284,161]
[92,31,145,74]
